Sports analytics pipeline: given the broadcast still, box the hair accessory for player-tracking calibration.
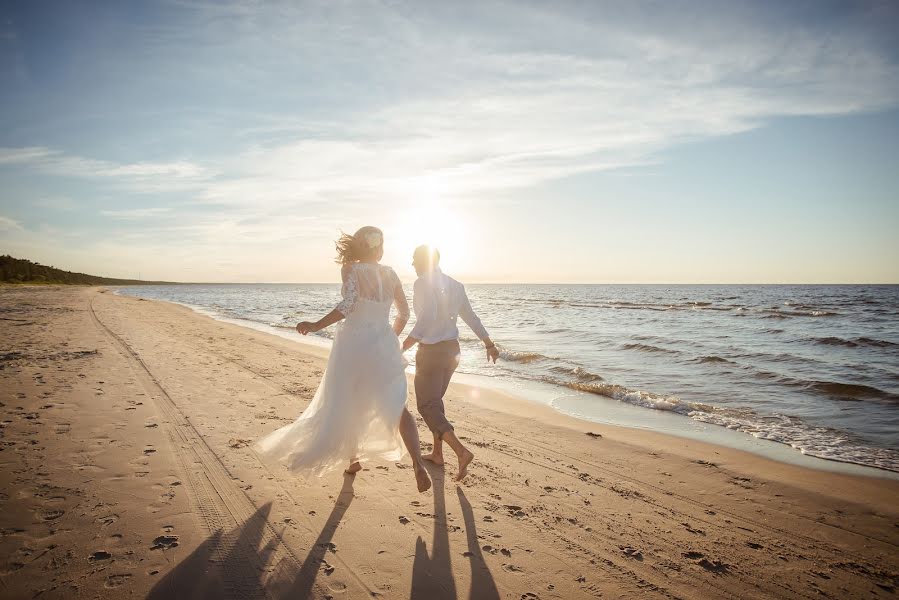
[364,231,383,249]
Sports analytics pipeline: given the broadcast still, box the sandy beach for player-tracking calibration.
[1,285,897,599]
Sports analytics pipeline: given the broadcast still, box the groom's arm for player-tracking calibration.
[458,284,499,363]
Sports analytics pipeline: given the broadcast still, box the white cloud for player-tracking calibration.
[0,146,56,164]
[5,3,898,209]
[100,207,173,219]
[0,147,210,193]
[2,1,898,281]
[0,215,22,230]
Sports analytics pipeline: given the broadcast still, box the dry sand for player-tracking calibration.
[1,285,897,599]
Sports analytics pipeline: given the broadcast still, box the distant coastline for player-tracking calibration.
[0,254,178,286]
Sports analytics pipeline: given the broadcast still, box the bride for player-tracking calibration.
[254,226,432,493]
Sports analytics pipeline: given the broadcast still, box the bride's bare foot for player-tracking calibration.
[422,452,444,466]
[455,450,474,482]
[414,463,432,493]
[345,461,362,474]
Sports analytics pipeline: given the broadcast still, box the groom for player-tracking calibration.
[401,245,499,481]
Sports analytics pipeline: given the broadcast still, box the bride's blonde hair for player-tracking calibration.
[335,226,384,265]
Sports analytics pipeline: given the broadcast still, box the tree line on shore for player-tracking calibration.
[0,255,173,285]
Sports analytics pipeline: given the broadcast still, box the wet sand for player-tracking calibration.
[1,285,897,599]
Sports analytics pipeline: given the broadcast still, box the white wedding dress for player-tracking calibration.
[254,263,410,477]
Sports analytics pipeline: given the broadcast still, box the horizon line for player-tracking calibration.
[112,281,899,286]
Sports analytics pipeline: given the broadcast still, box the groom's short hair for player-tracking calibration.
[413,245,440,266]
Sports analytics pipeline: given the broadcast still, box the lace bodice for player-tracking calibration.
[335,263,409,320]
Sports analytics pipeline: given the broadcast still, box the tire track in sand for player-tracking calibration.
[89,294,313,599]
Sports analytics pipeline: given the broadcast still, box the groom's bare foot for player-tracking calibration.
[345,461,362,474]
[455,450,474,482]
[422,452,444,466]
[414,464,432,493]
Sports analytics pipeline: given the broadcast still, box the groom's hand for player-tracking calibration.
[484,339,499,363]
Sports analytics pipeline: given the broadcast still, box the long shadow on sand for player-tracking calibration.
[147,475,356,599]
[147,502,280,600]
[280,473,355,598]
[410,468,499,600]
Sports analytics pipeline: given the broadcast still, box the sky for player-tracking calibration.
[1,0,898,283]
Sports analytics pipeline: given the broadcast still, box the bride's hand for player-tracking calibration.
[296,321,317,335]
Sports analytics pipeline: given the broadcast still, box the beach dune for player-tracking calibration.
[1,285,897,599]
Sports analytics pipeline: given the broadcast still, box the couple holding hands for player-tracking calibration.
[254,226,499,493]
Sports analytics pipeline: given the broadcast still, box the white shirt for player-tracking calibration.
[409,268,490,344]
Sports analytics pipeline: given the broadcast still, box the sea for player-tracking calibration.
[115,283,899,476]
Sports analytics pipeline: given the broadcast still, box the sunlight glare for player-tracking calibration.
[387,196,472,277]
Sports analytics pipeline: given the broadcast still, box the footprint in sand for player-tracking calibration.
[698,558,730,574]
[105,574,132,588]
[150,535,179,550]
[88,551,112,562]
[38,509,65,522]
[143,447,156,455]
[398,516,410,525]
[97,514,119,527]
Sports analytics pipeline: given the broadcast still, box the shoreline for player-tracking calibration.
[2,285,897,599]
[112,287,899,481]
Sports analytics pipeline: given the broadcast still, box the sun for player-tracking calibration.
[385,198,473,278]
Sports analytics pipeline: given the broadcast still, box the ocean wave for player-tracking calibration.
[499,350,549,363]
[689,411,899,473]
[753,308,839,319]
[548,365,603,382]
[563,381,695,413]
[856,336,898,348]
[806,381,899,403]
[813,336,897,349]
[622,343,680,354]
[695,355,736,365]
[564,378,899,472]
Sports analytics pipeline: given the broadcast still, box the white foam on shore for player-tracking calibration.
[452,372,899,480]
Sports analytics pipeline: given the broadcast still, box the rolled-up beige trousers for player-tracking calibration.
[414,339,461,437]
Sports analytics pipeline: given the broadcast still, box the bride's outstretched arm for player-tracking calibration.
[296,309,344,335]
